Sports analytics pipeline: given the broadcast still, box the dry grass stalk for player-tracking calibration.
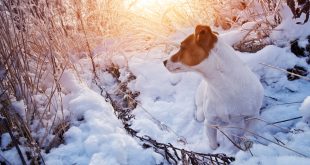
[216,125,308,157]
[260,63,310,81]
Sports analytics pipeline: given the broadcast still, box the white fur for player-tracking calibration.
[195,38,264,149]
[167,38,264,150]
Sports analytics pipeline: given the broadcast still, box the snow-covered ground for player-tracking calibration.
[1,6,310,165]
[127,28,310,165]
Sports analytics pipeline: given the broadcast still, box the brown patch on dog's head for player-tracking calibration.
[170,25,218,66]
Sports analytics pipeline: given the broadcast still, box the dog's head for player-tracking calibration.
[164,25,217,73]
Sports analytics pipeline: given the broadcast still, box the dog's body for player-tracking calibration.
[164,25,263,150]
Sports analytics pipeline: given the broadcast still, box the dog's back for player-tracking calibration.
[195,38,264,122]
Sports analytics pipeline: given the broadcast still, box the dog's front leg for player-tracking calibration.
[194,81,207,122]
[229,117,246,147]
[194,104,205,122]
[206,121,219,150]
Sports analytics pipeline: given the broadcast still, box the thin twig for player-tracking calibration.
[0,153,12,165]
[217,125,308,157]
[115,86,188,145]
[268,116,302,125]
[215,126,247,151]
[0,118,27,165]
[273,101,302,106]
[259,62,310,81]
[246,117,291,132]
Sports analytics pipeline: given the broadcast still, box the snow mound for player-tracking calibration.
[45,71,159,165]
[300,96,310,123]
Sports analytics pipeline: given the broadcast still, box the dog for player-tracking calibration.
[163,25,264,150]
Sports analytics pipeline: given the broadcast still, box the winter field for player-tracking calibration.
[1,1,310,165]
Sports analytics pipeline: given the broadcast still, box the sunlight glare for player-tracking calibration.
[126,0,185,14]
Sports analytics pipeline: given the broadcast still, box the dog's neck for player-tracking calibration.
[193,39,246,86]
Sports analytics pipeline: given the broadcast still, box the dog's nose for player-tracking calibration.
[163,60,168,66]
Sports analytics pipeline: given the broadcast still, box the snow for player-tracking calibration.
[127,40,310,157]
[125,10,310,163]
[219,21,258,46]
[0,132,23,165]
[11,100,26,121]
[1,4,310,165]
[300,96,310,123]
[271,6,310,47]
[111,55,128,68]
[41,12,310,165]
[1,133,10,149]
[45,71,159,165]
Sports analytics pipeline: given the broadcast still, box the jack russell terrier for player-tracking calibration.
[163,25,264,150]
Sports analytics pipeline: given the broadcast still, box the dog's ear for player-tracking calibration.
[195,25,212,46]
[195,25,217,48]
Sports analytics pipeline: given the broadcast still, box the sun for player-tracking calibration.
[125,0,184,14]
[133,0,173,8]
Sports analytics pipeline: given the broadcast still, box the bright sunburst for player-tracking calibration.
[125,0,185,14]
